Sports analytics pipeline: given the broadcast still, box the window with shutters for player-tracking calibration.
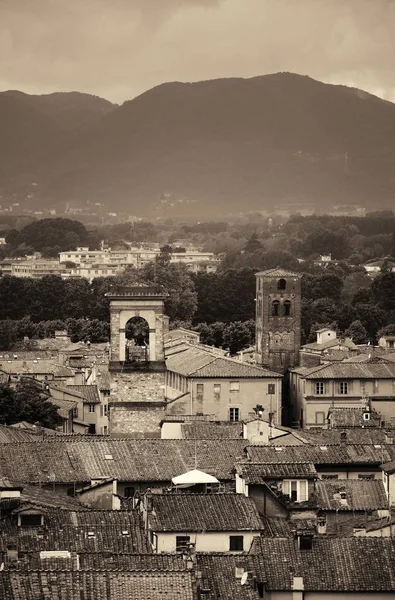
[339,382,348,395]
[229,407,240,422]
[282,479,308,503]
[196,383,204,400]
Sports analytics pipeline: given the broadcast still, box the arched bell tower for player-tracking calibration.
[255,269,302,374]
[106,285,167,371]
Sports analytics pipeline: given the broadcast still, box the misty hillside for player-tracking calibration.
[2,73,395,216]
[1,90,116,132]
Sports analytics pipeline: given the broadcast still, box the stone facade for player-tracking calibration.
[106,286,167,366]
[109,402,166,435]
[255,269,302,373]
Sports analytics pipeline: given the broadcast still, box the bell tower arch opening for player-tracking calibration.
[125,316,149,363]
[105,285,168,371]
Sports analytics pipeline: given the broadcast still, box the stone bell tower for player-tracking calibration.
[255,269,302,374]
[106,284,167,370]
[105,285,168,434]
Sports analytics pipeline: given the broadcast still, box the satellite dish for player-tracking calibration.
[240,572,248,586]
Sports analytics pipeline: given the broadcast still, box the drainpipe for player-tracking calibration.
[190,378,193,414]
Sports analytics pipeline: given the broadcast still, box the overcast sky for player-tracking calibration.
[1,0,395,104]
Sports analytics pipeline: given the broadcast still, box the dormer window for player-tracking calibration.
[277,279,286,291]
[18,512,44,527]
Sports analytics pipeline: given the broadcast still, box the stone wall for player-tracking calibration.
[255,273,302,373]
[109,403,166,434]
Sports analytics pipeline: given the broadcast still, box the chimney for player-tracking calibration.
[235,565,245,579]
[317,515,327,535]
[385,431,394,445]
[6,545,18,564]
[292,575,304,600]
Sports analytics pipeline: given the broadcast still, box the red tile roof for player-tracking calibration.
[0,439,247,484]
[237,462,317,483]
[166,346,281,378]
[316,479,388,511]
[253,537,395,591]
[149,493,262,532]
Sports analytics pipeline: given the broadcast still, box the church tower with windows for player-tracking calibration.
[255,269,302,373]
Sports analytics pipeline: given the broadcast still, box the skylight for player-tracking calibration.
[104,454,113,460]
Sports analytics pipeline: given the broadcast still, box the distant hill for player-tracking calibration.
[1,73,395,216]
[1,90,115,132]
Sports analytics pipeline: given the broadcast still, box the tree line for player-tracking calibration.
[0,256,395,352]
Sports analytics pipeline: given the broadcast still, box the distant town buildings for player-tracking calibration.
[0,244,220,280]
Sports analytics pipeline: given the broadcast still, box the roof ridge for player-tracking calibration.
[187,354,218,376]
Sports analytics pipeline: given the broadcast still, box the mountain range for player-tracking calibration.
[1,73,395,218]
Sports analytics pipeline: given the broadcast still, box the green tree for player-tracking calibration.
[377,324,395,338]
[371,273,395,311]
[222,321,252,355]
[344,320,368,344]
[0,319,17,350]
[142,262,197,322]
[244,233,263,253]
[0,379,62,429]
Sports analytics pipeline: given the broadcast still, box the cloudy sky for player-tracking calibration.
[1,0,395,104]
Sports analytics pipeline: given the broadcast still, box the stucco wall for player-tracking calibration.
[166,377,282,423]
[155,531,256,553]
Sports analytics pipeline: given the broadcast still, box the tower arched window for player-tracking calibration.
[283,300,291,317]
[272,300,280,317]
[277,278,286,291]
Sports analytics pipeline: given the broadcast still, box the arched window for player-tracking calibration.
[283,300,291,316]
[277,278,286,290]
[272,300,280,317]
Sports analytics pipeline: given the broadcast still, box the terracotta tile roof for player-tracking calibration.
[166,346,281,378]
[181,421,244,439]
[255,268,301,278]
[149,493,262,532]
[0,439,247,484]
[327,407,382,428]
[236,462,317,483]
[77,553,189,571]
[49,396,77,419]
[19,485,84,510]
[253,537,395,591]
[0,508,150,554]
[196,554,263,600]
[302,338,357,351]
[247,444,395,465]
[66,385,101,404]
[260,516,293,537]
[297,427,395,445]
[0,426,37,443]
[316,479,388,511]
[0,571,195,600]
[303,359,395,379]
